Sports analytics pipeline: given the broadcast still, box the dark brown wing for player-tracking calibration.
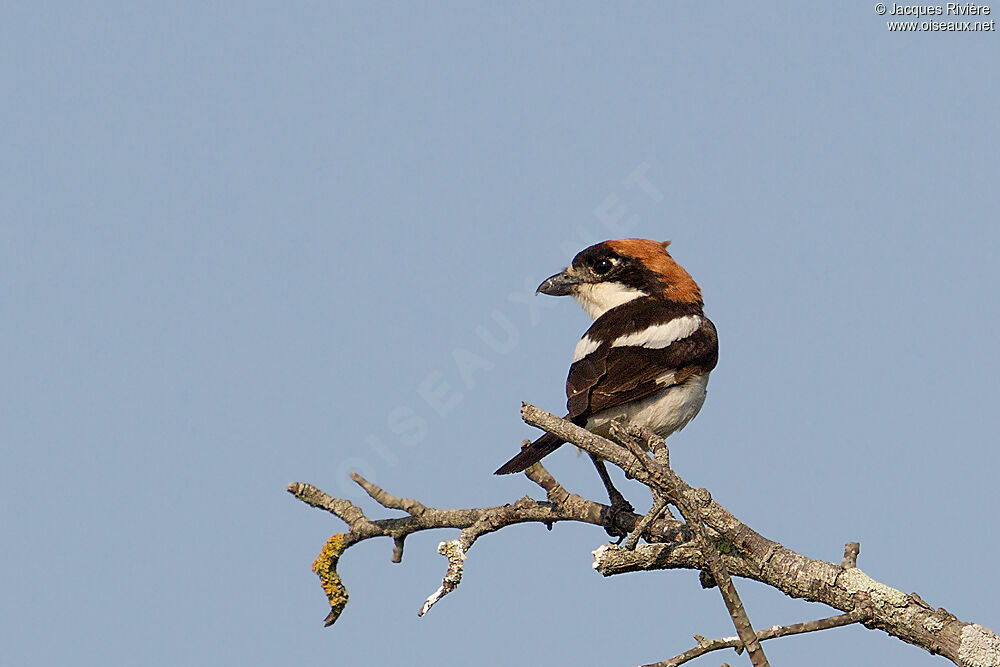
[567,317,718,420]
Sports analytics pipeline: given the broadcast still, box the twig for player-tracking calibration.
[392,536,406,563]
[642,611,865,667]
[623,496,669,551]
[523,459,685,539]
[287,481,372,531]
[686,506,768,667]
[351,472,430,517]
[610,420,655,474]
[842,542,860,569]
[418,540,466,616]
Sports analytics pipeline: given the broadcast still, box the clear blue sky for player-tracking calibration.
[2,3,997,666]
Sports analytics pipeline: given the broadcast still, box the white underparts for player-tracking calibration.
[610,315,702,350]
[572,282,646,320]
[585,373,710,442]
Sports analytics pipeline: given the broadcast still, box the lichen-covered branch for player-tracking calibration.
[520,403,999,666]
[418,539,465,616]
[287,467,688,625]
[604,420,769,667]
[288,405,1000,667]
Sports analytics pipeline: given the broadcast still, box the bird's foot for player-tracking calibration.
[602,490,635,543]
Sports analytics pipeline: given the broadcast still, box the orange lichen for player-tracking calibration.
[313,533,350,626]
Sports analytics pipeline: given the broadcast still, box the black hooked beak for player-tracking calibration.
[536,269,582,296]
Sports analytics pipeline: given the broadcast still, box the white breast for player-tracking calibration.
[584,373,710,445]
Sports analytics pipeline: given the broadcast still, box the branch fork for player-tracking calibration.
[288,403,1000,667]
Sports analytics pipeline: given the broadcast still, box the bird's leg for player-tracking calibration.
[588,453,634,541]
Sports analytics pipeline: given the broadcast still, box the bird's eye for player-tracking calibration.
[593,258,614,275]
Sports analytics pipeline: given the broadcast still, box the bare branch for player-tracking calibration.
[604,420,768,667]
[623,496,669,551]
[418,540,465,616]
[351,472,430,517]
[288,465,688,625]
[643,611,865,667]
[287,481,371,530]
[391,536,406,563]
[523,458,686,539]
[289,407,1000,667]
[521,404,997,666]
[842,542,860,569]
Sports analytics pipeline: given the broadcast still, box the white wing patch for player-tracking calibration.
[610,315,702,350]
[572,334,601,362]
[654,371,676,385]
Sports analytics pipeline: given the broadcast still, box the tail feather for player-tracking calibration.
[494,432,565,475]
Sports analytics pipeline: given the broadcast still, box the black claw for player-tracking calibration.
[602,496,635,541]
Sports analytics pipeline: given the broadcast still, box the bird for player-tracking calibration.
[494,238,718,516]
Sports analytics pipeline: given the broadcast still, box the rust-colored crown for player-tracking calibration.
[605,238,702,304]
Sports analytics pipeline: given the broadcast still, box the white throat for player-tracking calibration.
[572,282,646,320]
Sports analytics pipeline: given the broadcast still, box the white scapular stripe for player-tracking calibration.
[610,315,701,350]
[572,334,601,362]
